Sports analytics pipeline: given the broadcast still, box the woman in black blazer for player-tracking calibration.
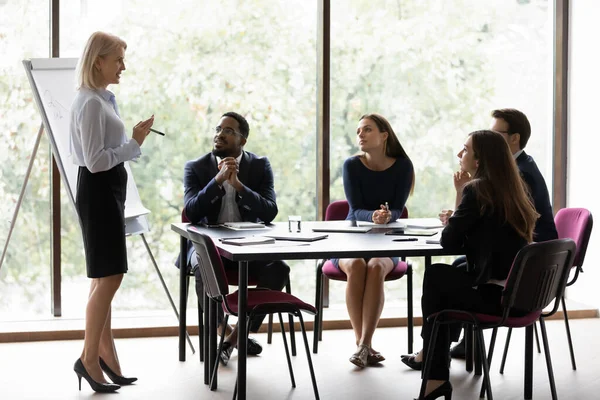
[407,130,539,400]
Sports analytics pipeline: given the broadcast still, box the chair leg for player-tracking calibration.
[561,295,577,370]
[539,317,559,400]
[476,328,494,400]
[313,266,323,354]
[418,317,441,399]
[480,328,498,399]
[286,279,297,356]
[298,313,320,400]
[267,314,274,344]
[465,325,474,372]
[524,325,534,400]
[479,328,498,399]
[533,321,541,354]
[278,313,296,388]
[474,330,482,376]
[210,314,229,390]
[499,327,513,374]
[203,294,211,385]
[198,297,204,362]
[407,264,414,354]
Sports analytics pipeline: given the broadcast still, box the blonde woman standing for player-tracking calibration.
[70,31,154,392]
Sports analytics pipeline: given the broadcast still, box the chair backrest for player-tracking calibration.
[554,207,593,268]
[502,239,576,317]
[324,199,408,221]
[325,200,350,221]
[186,227,229,300]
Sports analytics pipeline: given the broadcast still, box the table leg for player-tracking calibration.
[237,261,248,400]
[179,236,187,362]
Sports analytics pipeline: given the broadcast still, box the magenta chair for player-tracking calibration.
[187,228,319,399]
[419,239,576,400]
[312,200,413,354]
[181,210,297,367]
[498,207,593,373]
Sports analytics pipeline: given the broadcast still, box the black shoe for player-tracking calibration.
[74,359,121,393]
[247,337,263,355]
[99,357,138,385]
[416,381,453,400]
[219,342,234,366]
[450,338,466,359]
[401,354,423,371]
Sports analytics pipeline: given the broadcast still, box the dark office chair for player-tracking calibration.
[313,200,413,354]
[419,239,576,400]
[497,207,593,373]
[187,228,320,399]
[181,210,296,362]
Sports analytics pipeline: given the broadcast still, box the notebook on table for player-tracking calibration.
[384,229,438,237]
[222,222,266,230]
[264,232,329,242]
[404,218,444,229]
[312,226,372,233]
[356,220,407,229]
[219,236,275,246]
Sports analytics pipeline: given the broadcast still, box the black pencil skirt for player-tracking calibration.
[76,163,128,278]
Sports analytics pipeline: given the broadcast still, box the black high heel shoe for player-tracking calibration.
[74,359,120,393]
[99,357,138,385]
[401,354,423,371]
[415,381,453,400]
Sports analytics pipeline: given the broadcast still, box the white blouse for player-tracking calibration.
[70,87,140,173]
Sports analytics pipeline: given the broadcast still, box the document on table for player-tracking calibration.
[219,236,275,246]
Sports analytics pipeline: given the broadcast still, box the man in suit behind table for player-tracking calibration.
[181,111,290,365]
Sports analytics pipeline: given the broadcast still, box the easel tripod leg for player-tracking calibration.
[140,233,195,354]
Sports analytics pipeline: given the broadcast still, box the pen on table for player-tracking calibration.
[392,238,418,242]
[150,128,165,136]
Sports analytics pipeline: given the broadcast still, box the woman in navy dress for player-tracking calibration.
[334,113,414,368]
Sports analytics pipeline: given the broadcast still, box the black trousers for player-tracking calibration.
[421,263,505,381]
[194,258,290,333]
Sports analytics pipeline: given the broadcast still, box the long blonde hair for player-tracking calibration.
[77,32,127,90]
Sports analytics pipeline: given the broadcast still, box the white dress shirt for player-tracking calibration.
[70,87,140,173]
[216,153,243,223]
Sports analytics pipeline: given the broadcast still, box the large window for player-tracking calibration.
[60,0,317,317]
[1,0,553,322]
[329,0,552,305]
[0,0,51,318]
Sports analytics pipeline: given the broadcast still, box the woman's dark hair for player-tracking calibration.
[359,113,415,194]
[467,130,538,242]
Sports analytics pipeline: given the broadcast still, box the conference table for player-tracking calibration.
[172,220,459,400]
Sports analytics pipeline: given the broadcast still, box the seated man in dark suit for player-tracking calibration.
[182,111,290,364]
[446,108,558,358]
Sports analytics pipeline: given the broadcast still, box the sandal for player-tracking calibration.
[349,344,370,368]
[367,349,386,365]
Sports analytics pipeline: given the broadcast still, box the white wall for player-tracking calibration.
[566,0,600,307]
